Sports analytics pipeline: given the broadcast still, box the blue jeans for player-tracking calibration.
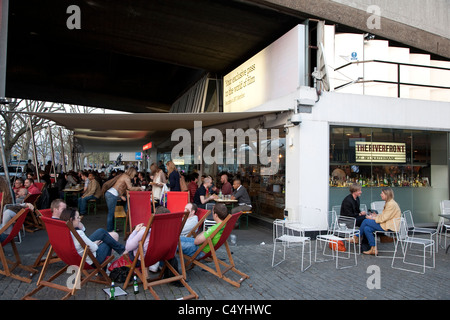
[78,195,97,215]
[105,191,118,232]
[179,237,205,259]
[358,218,384,247]
[89,228,125,264]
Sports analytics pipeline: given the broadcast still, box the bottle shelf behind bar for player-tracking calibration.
[330,173,430,188]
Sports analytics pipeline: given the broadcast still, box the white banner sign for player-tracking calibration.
[355,142,406,163]
[223,24,305,112]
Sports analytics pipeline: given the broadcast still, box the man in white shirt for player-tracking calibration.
[180,203,199,237]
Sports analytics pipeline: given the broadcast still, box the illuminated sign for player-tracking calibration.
[142,142,152,151]
[355,142,406,163]
[223,25,306,112]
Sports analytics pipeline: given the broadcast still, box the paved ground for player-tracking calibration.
[1,202,449,312]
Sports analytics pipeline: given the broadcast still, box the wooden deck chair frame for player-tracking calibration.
[0,208,38,283]
[186,208,210,238]
[166,191,189,213]
[183,211,250,288]
[22,192,43,232]
[123,211,198,300]
[32,209,61,268]
[126,190,155,236]
[23,216,113,300]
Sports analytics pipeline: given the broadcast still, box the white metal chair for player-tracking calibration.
[391,217,435,274]
[315,216,359,269]
[403,210,438,253]
[272,219,311,272]
[360,203,367,213]
[331,205,341,217]
[370,201,385,214]
[369,200,397,257]
[437,201,450,250]
[203,203,216,230]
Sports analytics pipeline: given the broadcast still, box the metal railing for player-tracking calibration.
[334,59,450,98]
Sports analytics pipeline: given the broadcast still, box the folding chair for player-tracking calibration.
[32,209,61,268]
[123,211,198,300]
[0,208,38,283]
[23,216,114,300]
[166,191,189,213]
[126,191,154,235]
[35,182,45,192]
[183,211,250,288]
[22,192,43,232]
[186,208,210,238]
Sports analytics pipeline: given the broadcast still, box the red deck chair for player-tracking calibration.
[166,191,189,213]
[186,208,210,238]
[22,192,43,232]
[34,182,45,192]
[126,191,154,235]
[32,209,61,267]
[183,211,250,288]
[23,216,114,300]
[0,208,38,283]
[0,192,4,215]
[123,211,198,300]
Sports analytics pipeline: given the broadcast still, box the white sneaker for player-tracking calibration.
[148,262,159,272]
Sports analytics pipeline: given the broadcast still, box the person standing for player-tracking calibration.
[166,161,181,191]
[102,167,142,232]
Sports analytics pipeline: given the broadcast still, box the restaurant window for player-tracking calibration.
[330,126,449,224]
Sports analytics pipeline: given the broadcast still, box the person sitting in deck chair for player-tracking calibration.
[179,203,228,259]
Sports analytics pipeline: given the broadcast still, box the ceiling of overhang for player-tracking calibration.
[29,111,277,152]
[6,0,305,113]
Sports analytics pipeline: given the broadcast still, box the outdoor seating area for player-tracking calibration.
[0,199,449,300]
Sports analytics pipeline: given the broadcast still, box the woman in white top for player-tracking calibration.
[60,207,126,266]
[150,163,167,203]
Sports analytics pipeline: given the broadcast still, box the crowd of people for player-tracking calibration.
[0,158,254,284]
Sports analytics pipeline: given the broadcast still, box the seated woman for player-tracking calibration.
[60,207,126,265]
[0,203,34,241]
[340,183,367,227]
[125,206,170,272]
[355,187,401,255]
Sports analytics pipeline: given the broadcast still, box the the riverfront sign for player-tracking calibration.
[355,142,406,163]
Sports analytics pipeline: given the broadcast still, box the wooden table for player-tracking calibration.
[63,187,84,202]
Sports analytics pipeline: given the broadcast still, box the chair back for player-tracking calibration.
[334,216,356,233]
[393,217,408,241]
[1,208,29,246]
[38,208,53,218]
[166,191,189,213]
[35,182,45,191]
[371,201,385,213]
[202,212,242,259]
[127,191,153,230]
[196,208,210,223]
[331,205,341,217]
[143,211,187,267]
[23,192,42,205]
[402,210,415,229]
[40,216,92,270]
[440,200,450,214]
[327,211,337,233]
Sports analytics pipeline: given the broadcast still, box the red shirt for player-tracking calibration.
[221,181,233,195]
[27,184,41,195]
